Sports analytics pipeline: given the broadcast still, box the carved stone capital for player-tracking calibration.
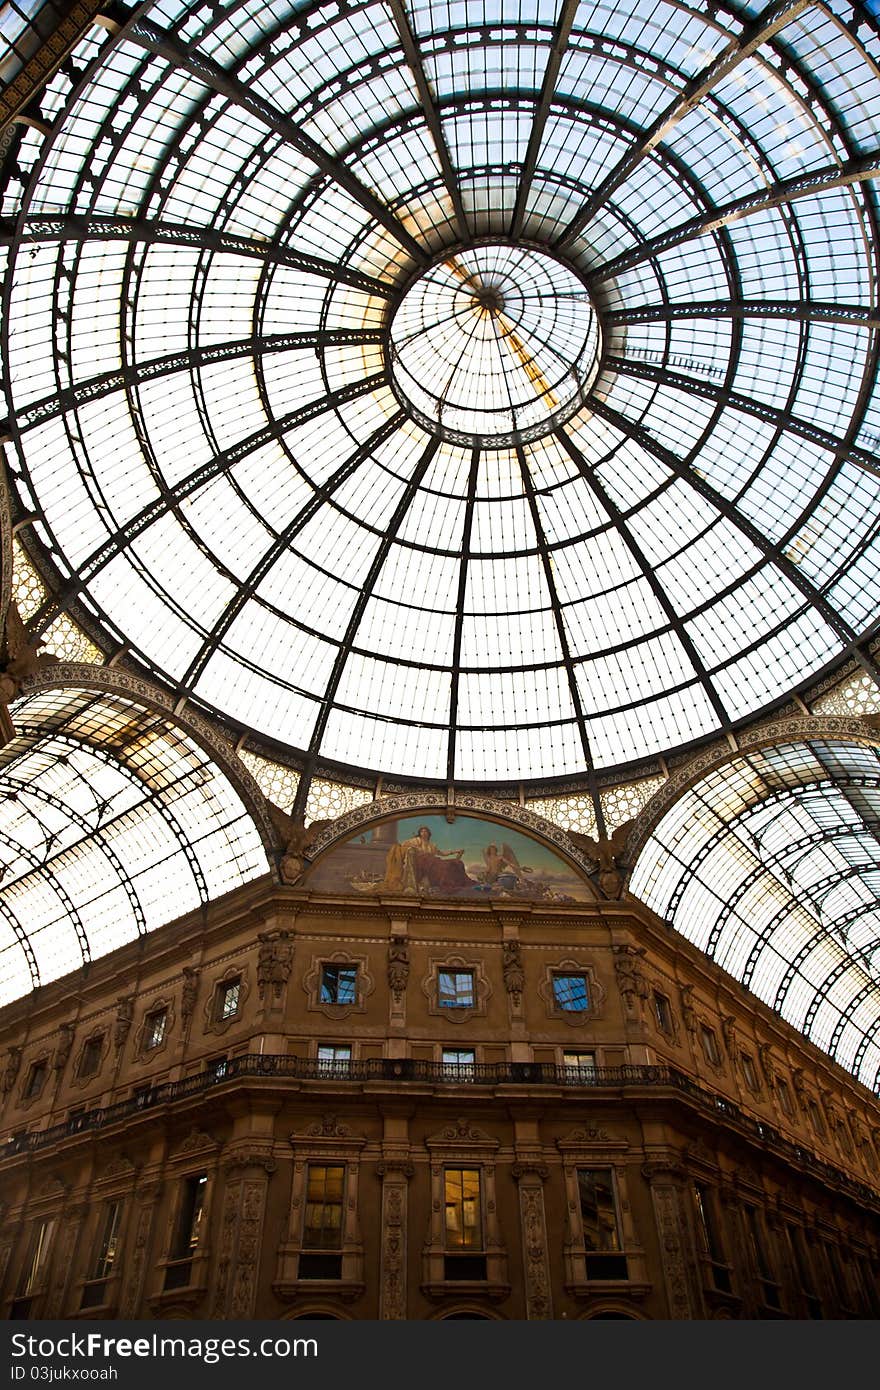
[641,1158,687,1185]
[376,1160,414,1180]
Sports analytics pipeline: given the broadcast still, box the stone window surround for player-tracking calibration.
[18,1051,51,1109]
[538,958,605,1026]
[557,1128,649,1300]
[302,951,375,1021]
[132,998,175,1063]
[274,1118,366,1302]
[150,1131,222,1313]
[421,1119,509,1302]
[203,964,250,1038]
[71,1030,110,1089]
[422,953,491,1025]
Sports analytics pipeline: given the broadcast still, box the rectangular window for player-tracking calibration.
[173,1175,207,1259]
[215,979,241,1021]
[206,1055,228,1080]
[553,973,589,1012]
[562,1051,596,1079]
[808,1100,827,1138]
[303,1164,345,1249]
[78,1036,103,1079]
[18,1219,55,1296]
[776,1077,794,1116]
[319,964,357,1005]
[745,1205,780,1309]
[144,1009,167,1050]
[786,1224,822,1318]
[700,1024,721,1066]
[442,1048,476,1080]
[80,1198,123,1305]
[444,1168,482,1250]
[24,1060,47,1099]
[316,1045,352,1075]
[741,1053,759,1091]
[578,1168,621,1252]
[164,1174,206,1292]
[653,991,673,1032]
[693,1183,731,1292]
[92,1201,122,1281]
[299,1164,345,1280]
[437,969,474,1009]
[577,1168,627,1280]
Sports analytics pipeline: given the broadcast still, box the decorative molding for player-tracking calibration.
[517,1179,553,1319]
[202,962,250,1037]
[502,940,525,1006]
[387,936,410,1002]
[302,950,374,1020]
[426,1118,497,1151]
[257,929,295,1002]
[612,945,648,1016]
[421,953,491,1024]
[538,957,606,1025]
[170,1127,220,1159]
[132,996,175,1064]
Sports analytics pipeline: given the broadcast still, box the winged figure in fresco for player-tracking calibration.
[482,840,529,885]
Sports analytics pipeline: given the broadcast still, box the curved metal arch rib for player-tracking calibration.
[0,685,270,1005]
[630,738,880,1091]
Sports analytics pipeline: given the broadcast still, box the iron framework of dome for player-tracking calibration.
[2,0,880,806]
[631,738,880,1090]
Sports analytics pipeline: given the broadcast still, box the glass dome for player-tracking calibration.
[2,0,880,786]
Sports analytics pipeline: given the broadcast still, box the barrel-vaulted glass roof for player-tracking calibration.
[0,686,269,1007]
[1,0,880,789]
[631,740,880,1091]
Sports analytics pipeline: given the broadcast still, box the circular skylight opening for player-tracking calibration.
[386,244,601,446]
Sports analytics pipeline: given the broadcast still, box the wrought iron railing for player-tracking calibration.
[2,1053,878,1209]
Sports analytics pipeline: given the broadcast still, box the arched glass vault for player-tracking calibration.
[631,739,880,1092]
[0,0,878,795]
[0,685,269,1007]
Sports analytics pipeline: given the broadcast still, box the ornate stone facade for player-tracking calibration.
[0,863,878,1320]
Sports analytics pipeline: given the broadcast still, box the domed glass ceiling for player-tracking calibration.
[2,0,880,786]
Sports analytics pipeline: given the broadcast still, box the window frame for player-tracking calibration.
[22,1057,48,1101]
[441,1047,477,1081]
[552,972,590,1013]
[422,1121,509,1298]
[319,963,358,1007]
[437,969,476,1010]
[76,1034,105,1082]
[143,1008,168,1052]
[700,1024,722,1068]
[276,1121,366,1298]
[215,978,242,1024]
[558,1132,647,1297]
[652,990,674,1035]
[540,958,604,1025]
[316,1044,353,1076]
[561,1049,597,1081]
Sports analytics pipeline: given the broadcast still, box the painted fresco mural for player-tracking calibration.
[305,813,594,902]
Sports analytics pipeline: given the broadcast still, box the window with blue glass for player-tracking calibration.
[320,964,358,1006]
[553,973,589,1012]
[438,970,475,1009]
